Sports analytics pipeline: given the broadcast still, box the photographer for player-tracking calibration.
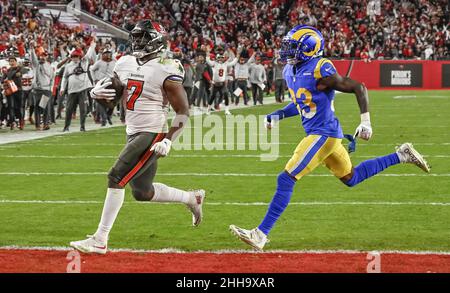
[60,41,96,132]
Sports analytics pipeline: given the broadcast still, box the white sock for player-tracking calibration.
[225,106,229,111]
[152,183,192,204]
[94,188,125,243]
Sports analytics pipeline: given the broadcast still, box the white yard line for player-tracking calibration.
[0,172,447,177]
[0,154,449,159]
[0,245,449,255]
[0,119,123,145]
[3,142,450,147]
[0,199,449,206]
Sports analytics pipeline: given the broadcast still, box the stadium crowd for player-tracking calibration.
[290,0,449,60]
[82,0,449,61]
[0,0,449,131]
[0,0,120,131]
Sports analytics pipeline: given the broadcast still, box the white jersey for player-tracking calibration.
[207,57,238,83]
[114,55,185,135]
[21,67,34,91]
[211,62,228,83]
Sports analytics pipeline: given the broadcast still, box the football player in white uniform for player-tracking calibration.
[206,48,239,115]
[70,20,205,254]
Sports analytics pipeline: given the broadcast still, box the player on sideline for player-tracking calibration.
[70,20,205,254]
[230,25,430,251]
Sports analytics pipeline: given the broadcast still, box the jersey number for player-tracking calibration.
[218,69,224,77]
[126,79,144,111]
[289,87,317,119]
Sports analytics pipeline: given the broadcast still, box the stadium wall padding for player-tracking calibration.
[332,60,450,90]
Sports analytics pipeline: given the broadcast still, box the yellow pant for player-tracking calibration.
[285,135,353,180]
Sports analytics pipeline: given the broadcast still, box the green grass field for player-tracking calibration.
[0,90,449,252]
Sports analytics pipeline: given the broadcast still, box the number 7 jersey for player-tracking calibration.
[114,55,185,135]
[283,57,343,138]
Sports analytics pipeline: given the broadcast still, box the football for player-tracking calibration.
[96,76,124,110]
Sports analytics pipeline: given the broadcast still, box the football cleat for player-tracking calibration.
[396,142,431,173]
[187,189,205,226]
[225,109,232,115]
[70,235,107,255]
[229,225,268,251]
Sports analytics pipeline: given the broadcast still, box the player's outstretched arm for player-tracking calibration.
[150,79,190,157]
[265,102,299,129]
[317,73,372,140]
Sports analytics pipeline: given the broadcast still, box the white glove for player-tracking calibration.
[90,77,116,100]
[150,138,172,157]
[355,112,372,141]
[264,116,276,130]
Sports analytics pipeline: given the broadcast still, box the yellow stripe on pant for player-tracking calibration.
[285,135,353,180]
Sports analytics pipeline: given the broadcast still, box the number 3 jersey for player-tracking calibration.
[283,57,343,138]
[114,55,185,135]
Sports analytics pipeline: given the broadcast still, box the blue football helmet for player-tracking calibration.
[280,25,324,64]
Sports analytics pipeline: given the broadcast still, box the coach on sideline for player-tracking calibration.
[30,43,54,131]
[233,51,255,106]
[60,41,96,132]
[90,47,116,126]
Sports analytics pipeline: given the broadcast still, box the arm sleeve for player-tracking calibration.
[60,67,68,92]
[266,102,299,122]
[30,49,38,68]
[202,70,211,82]
[206,57,215,67]
[90,61,99,80]
[227,57,238,67]
[247,54,255,64]
[83,42,97,63]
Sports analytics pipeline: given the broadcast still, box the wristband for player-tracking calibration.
[360,112,370,124]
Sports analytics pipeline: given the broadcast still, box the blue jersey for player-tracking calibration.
[283,57,343,138]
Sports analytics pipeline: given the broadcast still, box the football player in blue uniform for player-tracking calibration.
[230,25,430,251]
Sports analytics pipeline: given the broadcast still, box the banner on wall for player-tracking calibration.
[379,63,423,87]
[442,64,450,87]
[332,60,450,89]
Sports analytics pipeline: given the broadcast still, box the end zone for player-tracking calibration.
[0,247,449,273]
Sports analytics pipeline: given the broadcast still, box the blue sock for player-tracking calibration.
[345,153,400,187]
[258,172,296,235]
